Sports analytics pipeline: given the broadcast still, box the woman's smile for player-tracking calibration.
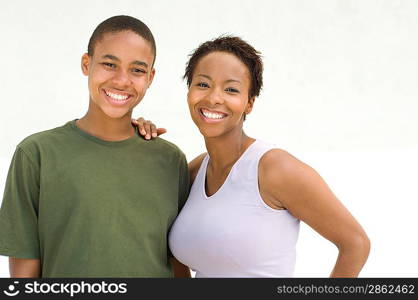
[198,107,229,123]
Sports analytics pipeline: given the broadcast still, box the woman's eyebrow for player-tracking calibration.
[197,74,212,80]
[225,79,241,84]
[197,74,241,84]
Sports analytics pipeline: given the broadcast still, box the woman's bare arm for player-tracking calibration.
[170,257,191,278]
[259,149,370,277]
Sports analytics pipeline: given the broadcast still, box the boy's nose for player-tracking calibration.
[112,70,132,88]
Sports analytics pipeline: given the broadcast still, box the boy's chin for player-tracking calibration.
[101,108,132,120]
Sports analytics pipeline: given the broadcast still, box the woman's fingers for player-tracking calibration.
[144,120,152,140]
[157,128,167,136]
[132,117,147,136]
[132,117,165,139]
[151,124,158,138]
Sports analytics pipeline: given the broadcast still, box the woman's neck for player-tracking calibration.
[204,129,255,173]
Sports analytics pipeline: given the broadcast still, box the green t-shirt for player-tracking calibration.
[0,120,189,277]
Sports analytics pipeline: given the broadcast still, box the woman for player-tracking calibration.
[137,36,370,277]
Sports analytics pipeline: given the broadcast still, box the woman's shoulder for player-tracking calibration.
[258,147,320,210]
[259,147,314,186]
[260,147,299,167]
[188,153,207,185]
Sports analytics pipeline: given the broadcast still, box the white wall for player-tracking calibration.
[0,0,417,277]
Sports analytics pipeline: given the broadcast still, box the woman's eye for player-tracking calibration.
[225,87,239,93]
[196,82,209,88]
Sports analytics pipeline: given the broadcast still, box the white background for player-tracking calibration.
[0,0,417,277]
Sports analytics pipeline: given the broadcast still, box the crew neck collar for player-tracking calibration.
[68,119,143,147]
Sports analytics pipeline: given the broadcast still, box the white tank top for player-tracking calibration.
[168,140,300,277]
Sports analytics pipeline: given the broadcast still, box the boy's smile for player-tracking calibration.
[81,30,155,120]
[102,88,133,106]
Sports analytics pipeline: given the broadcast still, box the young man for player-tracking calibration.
[0,16,189,277]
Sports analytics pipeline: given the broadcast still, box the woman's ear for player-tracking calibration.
[245,97,255,114]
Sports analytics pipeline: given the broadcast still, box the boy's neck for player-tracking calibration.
[76,110,135,142]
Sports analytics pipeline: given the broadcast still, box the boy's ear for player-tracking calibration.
[148,68,156,88]
[245,97,255,114]
[81,53,90,76]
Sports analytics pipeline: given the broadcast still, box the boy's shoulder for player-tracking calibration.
[151,136,186,159]
[17,121,72,152]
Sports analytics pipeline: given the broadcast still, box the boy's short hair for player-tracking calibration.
[183,35,263,99]
[87,15,156,66]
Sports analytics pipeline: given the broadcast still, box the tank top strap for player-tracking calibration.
[190,154,210,197]
[229,139,276,184]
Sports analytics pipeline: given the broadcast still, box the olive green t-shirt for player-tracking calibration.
[0,120,189,277]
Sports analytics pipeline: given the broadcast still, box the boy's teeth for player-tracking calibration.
[105,90,129,101]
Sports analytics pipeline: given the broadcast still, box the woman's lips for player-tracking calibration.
[199,107,228,123]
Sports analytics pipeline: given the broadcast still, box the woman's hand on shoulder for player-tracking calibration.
[131,117,167,140]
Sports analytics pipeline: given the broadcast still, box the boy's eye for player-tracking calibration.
[102,62,116,68]
[225,87,239,93]
[132,68,146,74]
[196,82,209,88]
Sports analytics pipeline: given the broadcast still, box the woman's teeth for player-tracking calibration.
[201,109,226,119]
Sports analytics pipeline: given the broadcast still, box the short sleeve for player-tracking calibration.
[0,147,40,259]
[177,152,190,212]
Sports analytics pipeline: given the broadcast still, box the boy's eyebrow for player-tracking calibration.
[102,54,149,68]
[132,60,149,68]
[102,54,120,61]
[197,74,241,84]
